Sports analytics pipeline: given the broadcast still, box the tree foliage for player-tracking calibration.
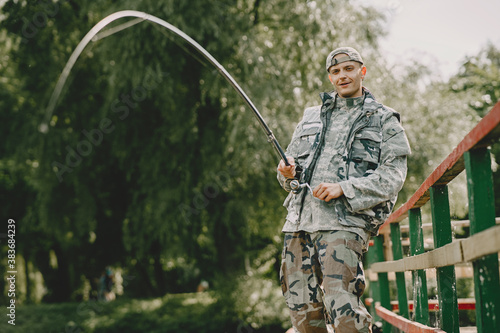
[448,43,500,215]
[0,0,497,307]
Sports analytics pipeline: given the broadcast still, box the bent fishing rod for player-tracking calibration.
[42,11,294,160]
[41,10,309,192]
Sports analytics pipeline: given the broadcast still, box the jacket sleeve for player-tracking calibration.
[276,108,316,190]
[277,170,293,192]
[338,114,411,212]
[276,123,301,191]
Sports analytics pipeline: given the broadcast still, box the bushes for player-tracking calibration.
[3,294,231,333]
[4,289,287,333]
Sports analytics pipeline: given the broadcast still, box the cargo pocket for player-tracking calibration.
[348,261,366,298]
[347,129,382,179]
[345,238,366,298]
[294,122,321,165]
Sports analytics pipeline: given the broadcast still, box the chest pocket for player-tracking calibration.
[347,127,382,178]
[294,122,321,163]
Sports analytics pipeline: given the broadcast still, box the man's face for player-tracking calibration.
[328,53,366,98]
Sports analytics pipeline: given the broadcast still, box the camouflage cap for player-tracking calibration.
[326,47,364,72]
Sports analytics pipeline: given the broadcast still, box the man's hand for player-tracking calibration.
[277,157,296,179]
[313,183,344,202]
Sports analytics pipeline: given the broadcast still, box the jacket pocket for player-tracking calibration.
[347,128,382,178]
[294,122,321,164]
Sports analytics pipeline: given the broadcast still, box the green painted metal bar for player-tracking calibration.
[372,234,392,332]
[464,148,500,333]
[429,185,459,333]
[366,246,381,323]
[408,208,429,325]
[390,223,409,319]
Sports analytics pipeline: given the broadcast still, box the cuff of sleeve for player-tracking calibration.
[277,171,292,192]
[339,181,355,199]
[338,181,357,212]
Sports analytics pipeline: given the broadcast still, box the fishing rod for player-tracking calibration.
[41,10,296,173]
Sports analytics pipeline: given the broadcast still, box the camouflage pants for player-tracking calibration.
[280,230,372,333]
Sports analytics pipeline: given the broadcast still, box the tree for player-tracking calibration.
[448,43,500,215]
[2,0,443,303]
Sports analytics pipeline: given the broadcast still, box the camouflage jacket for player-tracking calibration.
[278,89,411,237]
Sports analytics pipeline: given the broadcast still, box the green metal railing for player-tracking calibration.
[366,101,500,333]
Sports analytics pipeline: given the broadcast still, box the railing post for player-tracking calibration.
[372,234,392,332]
[464,148,500,333]
[390,223,409,319]
[366,246,381,323]
[429,185,459,333]
[408,208,429,325]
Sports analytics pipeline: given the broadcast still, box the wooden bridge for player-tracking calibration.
[365,101,500,333]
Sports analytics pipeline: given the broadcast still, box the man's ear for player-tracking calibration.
[361,66,367,79]
[328,74,334,84]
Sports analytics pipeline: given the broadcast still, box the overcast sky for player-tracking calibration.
[357,0,500,80]
[2,0,499,80]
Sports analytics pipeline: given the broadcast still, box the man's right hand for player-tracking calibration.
[277,156,296,179]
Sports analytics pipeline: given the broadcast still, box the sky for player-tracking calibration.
[2,0,499,80]
[357,0,500,80]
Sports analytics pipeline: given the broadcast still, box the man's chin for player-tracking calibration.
[337,88,362,98]
[338,91,354,98]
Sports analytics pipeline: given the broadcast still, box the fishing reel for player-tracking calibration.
[290,179,314,195]
[287,162,312,194]
[289,179,310,194]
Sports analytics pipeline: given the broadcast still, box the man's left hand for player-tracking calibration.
[313,183,344,202]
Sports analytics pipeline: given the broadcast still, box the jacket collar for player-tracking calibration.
[319,87,380,114]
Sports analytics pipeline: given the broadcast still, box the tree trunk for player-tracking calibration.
[152,240,166,296]
[24,250,31,304]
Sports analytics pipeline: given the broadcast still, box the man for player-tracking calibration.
[277,47,411,333]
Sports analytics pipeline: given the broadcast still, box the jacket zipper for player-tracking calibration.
[297,95,334,220]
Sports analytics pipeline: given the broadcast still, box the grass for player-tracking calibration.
[0,292,279,333]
